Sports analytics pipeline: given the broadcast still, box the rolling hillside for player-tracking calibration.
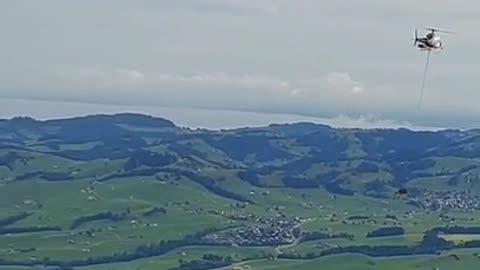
[1,113,479,197]
[1,113,480,270]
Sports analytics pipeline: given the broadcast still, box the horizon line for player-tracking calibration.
[0,110,464,133]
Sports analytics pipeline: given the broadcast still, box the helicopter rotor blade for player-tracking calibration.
[413,29,418,46]
[425,27,456,34]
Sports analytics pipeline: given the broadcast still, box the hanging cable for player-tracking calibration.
[417,49,431,110]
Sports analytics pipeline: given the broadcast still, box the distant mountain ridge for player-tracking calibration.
[1,113,176,127]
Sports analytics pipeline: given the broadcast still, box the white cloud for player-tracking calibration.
[58,68,417,123]
[75,69,145,89]
[294,72,366,98]
[3,65,473,128]
[326,72,365,94]
[322,114,441,131]
[70,69,365,101]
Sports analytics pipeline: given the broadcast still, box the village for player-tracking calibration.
[203,215,304,246]
[411,191,480,211]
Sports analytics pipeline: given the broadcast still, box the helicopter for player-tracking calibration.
[413,27,455,109]
[413,27,455,51]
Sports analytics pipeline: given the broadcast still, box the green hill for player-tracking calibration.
[1,113,480,269]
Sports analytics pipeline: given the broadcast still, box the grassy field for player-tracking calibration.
[69,249,480,270]
[3,114,480,269]
[78,246,275,270]
[2,172,480,269]
[245,250,480,270]
[0,174,476,264]
[0,176,238,262]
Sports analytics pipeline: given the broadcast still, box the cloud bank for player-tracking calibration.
[0,98,442,131]
[60,68,397,115]
[2,66,475,129]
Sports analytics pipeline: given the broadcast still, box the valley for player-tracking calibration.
[1,114,480,269]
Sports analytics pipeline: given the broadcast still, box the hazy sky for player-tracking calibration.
[1,1,479,129]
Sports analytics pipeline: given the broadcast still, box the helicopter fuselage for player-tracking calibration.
[417,35,442,50]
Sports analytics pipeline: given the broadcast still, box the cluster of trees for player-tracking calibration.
[167,143,206,160]
[15,172,43,181]
[70,211,127,230]
[43,116,141,144]
[366,227,405,238]
[100,168,163,181]
[347,216,370,220]
[280,230,455,260]
[279,245,432,260]
[461,240,480,248]
[165,169,254,204]
[41,172,73,181]
[281,229,461,260]
[142,207,167,217]
[123,150,177,170]
[296,131,349,162]
[0,226,61,235]
[388,159,437,183]
[445,166,479,187]
[281,158,316,175]
[54,138,144,161]
[253,166,357,196]
[0,212,30,227]
[364,180,388,195]
[355,162,380,173]
[324,182,354,196]
[15,171,74,182]
[0,151,26,170]
[356,129,449,161]
[238,170,262,187]
[205,134,292,162]
[169,255,233,270]
[0,212,60,235]
[429,226,480,235]
[282,176,319,189]
[385,215,398,220]
[301,231,354,242]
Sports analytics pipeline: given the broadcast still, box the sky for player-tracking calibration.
[1,1,479,130]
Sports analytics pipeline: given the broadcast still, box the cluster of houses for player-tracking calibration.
[412,191,480,211]
[203,216,302,246]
